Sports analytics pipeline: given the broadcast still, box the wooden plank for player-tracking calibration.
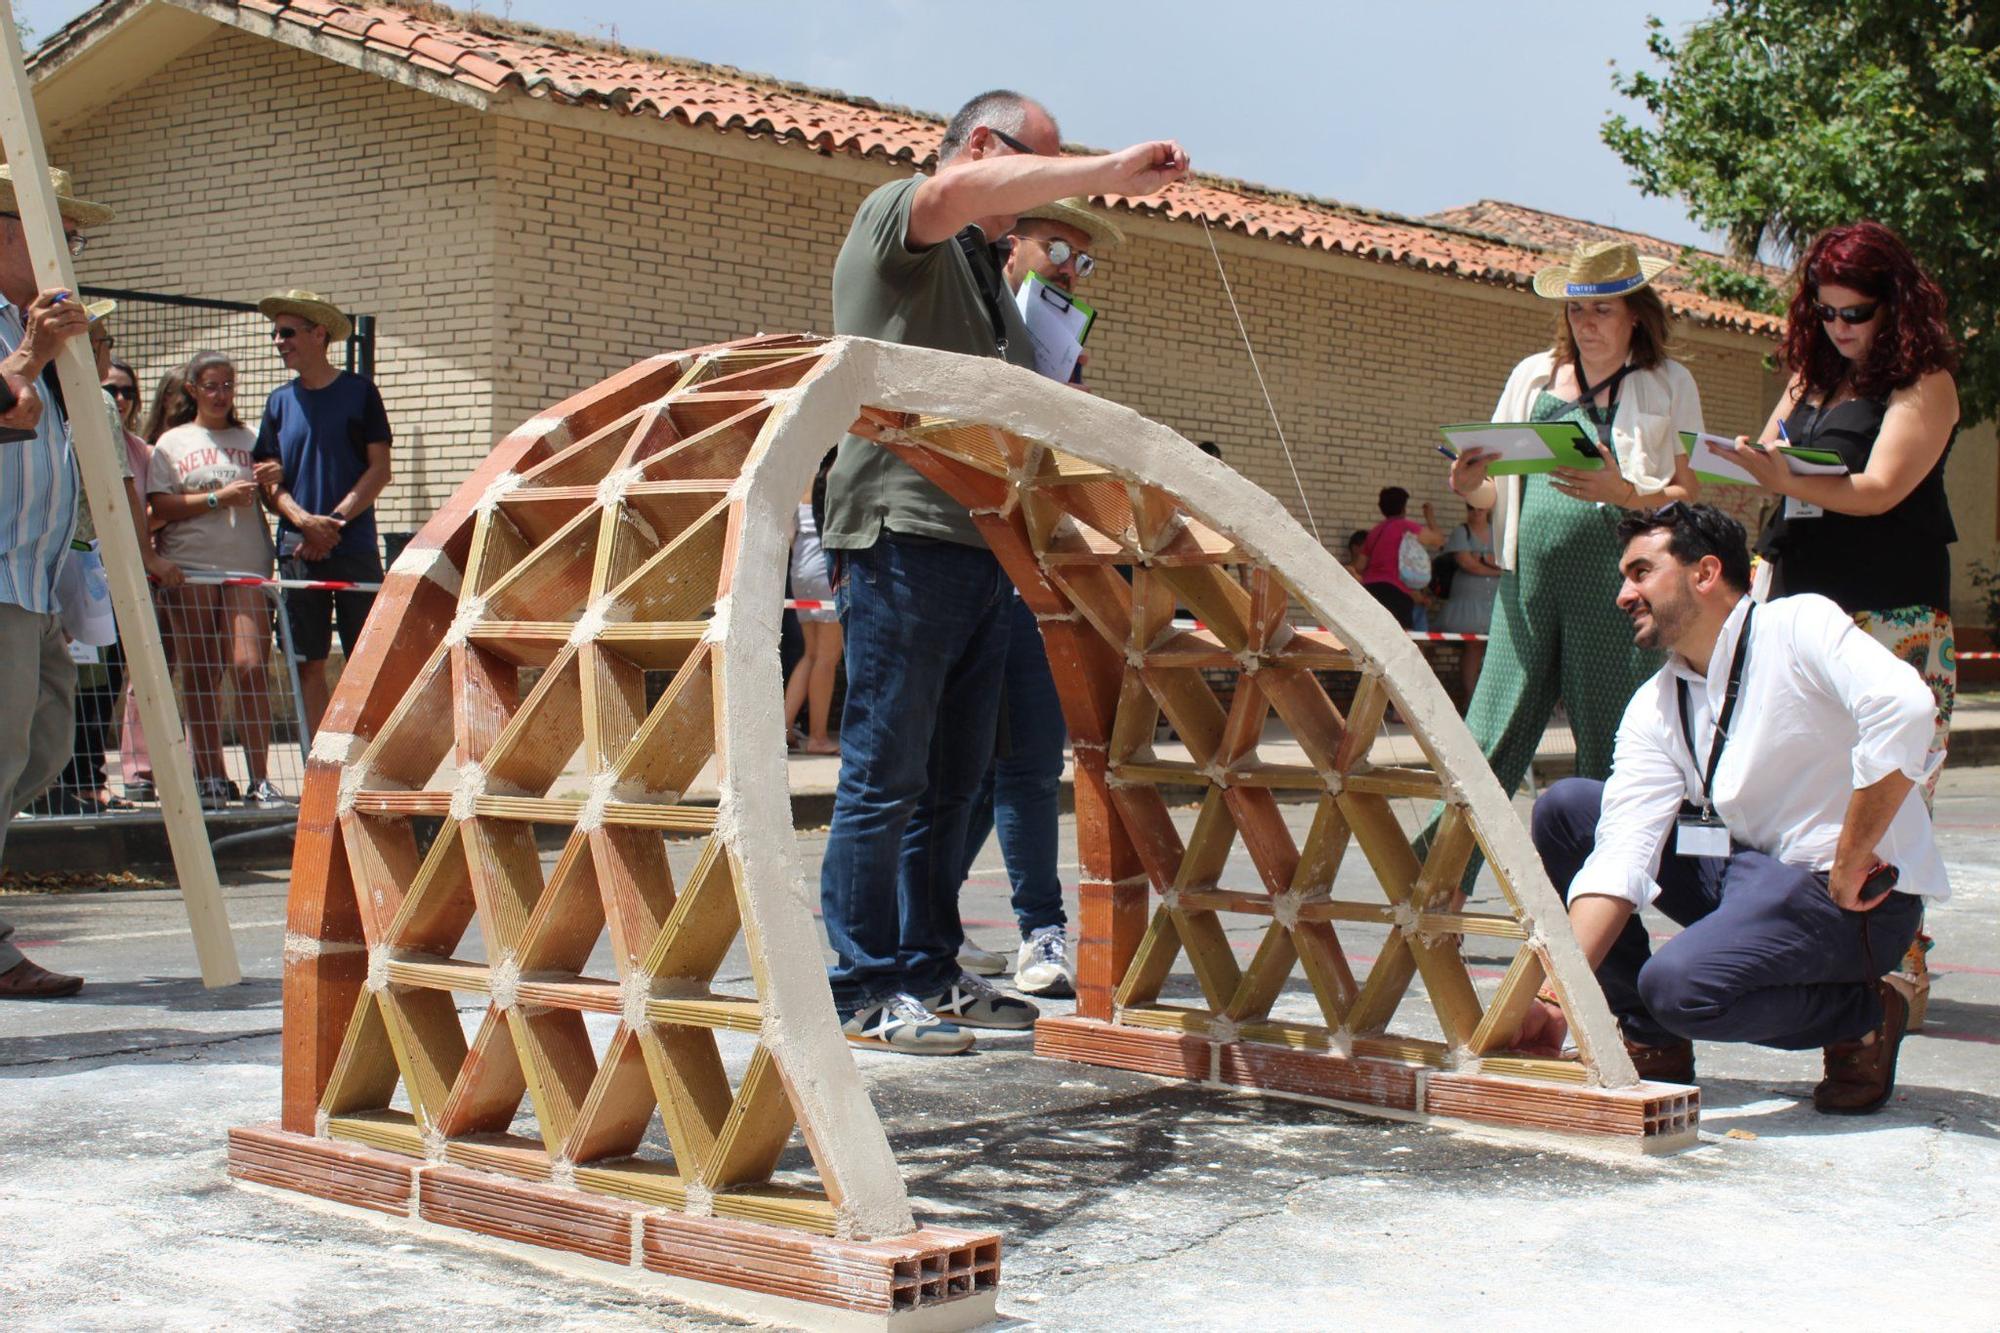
[317,991,400,1118]
[637,1024,734,1170]
[0,12,237,984]
[642,836,740,989]
[563,1024,657,1165]
[436,1007,528,1138]
[510,1005,600,1148]
[703,1045,796,1188]
[380,985,471,1128]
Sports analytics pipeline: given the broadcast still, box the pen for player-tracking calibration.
[1435,444,1459,462]
[1775,420,1791,449]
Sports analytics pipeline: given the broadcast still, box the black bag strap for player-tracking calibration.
[955,227,1013,358]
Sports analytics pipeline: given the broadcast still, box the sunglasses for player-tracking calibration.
[1813,300,1880,326]
[0,212,87,258]
[106,383,138,401]
[1039,237,1095,279]
[988,127,1040,155]
[271,324,309,341]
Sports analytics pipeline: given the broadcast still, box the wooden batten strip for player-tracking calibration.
[702,1045,797,1188]
[437,1007,528,1138]
[562,1025,658,1165]
[318,990,400,1118]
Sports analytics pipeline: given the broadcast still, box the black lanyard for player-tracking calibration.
[1572,360,1632,441]
[955,227,1013,358]
[1676,603,1755,818]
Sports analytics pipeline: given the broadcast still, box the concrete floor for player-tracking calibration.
[2,769,1997,1329]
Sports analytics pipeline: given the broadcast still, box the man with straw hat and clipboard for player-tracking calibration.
[250,288,392,732]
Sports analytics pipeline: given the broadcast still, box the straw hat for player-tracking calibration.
[84,297,117,323]
[1531,239,1671,300]
[0,164,115,228]
[257,288,352,342]
[1016,196,1125,250]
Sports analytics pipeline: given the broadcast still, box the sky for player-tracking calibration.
[15,0,1725,249]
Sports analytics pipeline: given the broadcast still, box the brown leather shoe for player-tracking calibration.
[1815,981,1908,1115]
[0,958,85,999]
[1624,1031,1696,1084]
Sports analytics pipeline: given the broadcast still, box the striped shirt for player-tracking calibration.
[0,295,79,614]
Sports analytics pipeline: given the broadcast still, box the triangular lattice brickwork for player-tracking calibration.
[236,334,1693,1328]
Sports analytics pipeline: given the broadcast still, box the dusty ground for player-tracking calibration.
[2,769,1996,1329]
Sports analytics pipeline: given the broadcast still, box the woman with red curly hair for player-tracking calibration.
[1729,220,1960,1024]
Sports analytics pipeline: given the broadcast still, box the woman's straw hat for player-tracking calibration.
[1531,239,1671,300]
[1016,196,1125,249]
[256,289,352,342]
[0,164,115,228]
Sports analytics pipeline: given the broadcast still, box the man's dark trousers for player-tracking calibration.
[1532,777,1922,1050]
[820,536,1012,1014]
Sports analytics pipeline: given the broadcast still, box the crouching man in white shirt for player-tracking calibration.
[1519,503,1944,1113]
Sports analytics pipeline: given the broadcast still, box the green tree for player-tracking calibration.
[1604,2,2000,421]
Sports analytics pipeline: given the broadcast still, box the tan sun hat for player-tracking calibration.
[1016,196,1125,250]
[1531,239,1671,300]
[84,297,117,323]
[0,164,115,228]
[257,288,352,342]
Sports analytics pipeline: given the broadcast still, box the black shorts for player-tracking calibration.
[281,548,383,663]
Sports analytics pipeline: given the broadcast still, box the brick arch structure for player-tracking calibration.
[229,334,1694,1328]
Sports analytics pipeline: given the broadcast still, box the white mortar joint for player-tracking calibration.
[548,1157,578,1191]
[568,597,612,647]
[474,470,524,514]
[578,771,621,833]
[450,762,487,822]
[422,1127,448,1164]
[1390,901,1421,933]
[1270,890,1303,930]
[443,595,488,648]
[620,974,653,1030]
[308,728,363,767]
[334,762,372,817]
[365,945,390,994]
[313,1108,330,1138]
[1330,1026,1355,1060]
[487,954,522,1011]
[683,1181,715,1217]
[595,463,645,510]
[1033,609,1081,624]
[1161,886,1182,912]
[387,543,464,598]
[1207,1015,1241,1046]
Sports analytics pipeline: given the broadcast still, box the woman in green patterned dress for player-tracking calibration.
[1726,220,1960,1026]
[1444,241,1705,814]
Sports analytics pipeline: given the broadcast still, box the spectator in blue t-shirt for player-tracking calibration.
[249,289,392,730]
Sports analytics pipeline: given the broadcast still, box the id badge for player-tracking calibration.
[1784,496,1824,520]
[1675,817,1730,858]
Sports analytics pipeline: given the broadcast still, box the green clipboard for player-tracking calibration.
[1439,420,1603,475]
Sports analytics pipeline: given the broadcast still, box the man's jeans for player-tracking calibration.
[958,593,1068,939]
[820,537,1013,1013]
[1533,778,1923,1050]
[0,603,79,974]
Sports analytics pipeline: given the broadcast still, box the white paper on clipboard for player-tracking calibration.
[1014,271,1095,383]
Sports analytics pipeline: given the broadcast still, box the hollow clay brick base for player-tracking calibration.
[1035,1017,1700,1154]
[227,1125,1001,1327]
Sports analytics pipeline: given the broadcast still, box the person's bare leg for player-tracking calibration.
[1459,641,1485,712]
[299,658,330,734]
[168,591,226,779]
[805,620,843,751]
[228,589,272,783]
[782,646,813,742]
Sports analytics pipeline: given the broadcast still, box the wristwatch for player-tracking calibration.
[206,490,220,510]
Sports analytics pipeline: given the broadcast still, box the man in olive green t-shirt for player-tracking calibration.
[819,88,1189,1055]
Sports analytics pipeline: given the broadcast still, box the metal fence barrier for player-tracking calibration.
[20,572,380,832]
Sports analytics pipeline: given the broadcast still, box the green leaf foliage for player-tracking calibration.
[1605,2,2000,420]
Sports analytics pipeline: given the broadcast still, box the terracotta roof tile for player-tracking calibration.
[33,0,1778,335]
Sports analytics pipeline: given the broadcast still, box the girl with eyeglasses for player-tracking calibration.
[1726,220,1961,1026]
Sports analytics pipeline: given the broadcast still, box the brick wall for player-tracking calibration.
[48,24,1794,581]
[49,26,497,542]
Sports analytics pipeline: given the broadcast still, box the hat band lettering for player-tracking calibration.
[1564,272,1648,298]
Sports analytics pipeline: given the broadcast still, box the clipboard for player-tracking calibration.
[1438,420,1603,475]
[1015,271,1096,382]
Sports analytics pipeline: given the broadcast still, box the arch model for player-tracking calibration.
[229,335,1696,1329]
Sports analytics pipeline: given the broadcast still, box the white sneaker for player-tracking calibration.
[1014,925,1074,998]
[957,937,1008,976]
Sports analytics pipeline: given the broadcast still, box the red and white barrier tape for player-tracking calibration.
[175,571,385,593]
[781,599,1488,644]
[1961,651,2000,661]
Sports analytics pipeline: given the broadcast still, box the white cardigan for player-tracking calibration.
[1486,350,1705,570]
